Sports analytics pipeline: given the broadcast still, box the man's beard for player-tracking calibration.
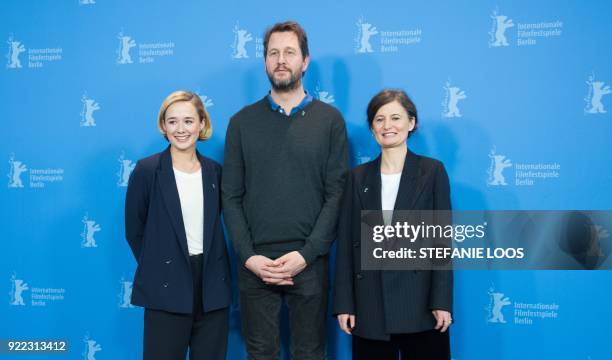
[267,67,302,92]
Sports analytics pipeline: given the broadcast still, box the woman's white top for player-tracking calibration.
[381,172,402,225]
[173,167,204,255]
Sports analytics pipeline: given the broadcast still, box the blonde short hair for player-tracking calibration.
[157,90,212,141]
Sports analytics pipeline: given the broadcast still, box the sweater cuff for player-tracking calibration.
[298,246,317,266]
[238,246,257,266]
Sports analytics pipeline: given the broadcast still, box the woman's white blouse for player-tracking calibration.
[173,167,204,255]
[381,172,402,225]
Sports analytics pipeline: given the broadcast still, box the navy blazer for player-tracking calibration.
[125,147,231,314]
[333,150,453,340]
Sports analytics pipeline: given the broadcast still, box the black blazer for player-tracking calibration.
[333,150,453,340]
[125,147,231,314]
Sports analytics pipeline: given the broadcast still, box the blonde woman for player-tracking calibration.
[125,91,230,360]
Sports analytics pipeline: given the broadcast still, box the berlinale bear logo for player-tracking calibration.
[231,23,253,59]
[489,10,514,47]
[355,18,378,53]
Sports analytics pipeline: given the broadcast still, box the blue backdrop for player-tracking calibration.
[2,1,612,359]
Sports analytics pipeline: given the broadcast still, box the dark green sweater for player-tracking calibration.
[222,97,348,265]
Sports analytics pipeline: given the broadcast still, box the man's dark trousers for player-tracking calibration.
[238,256,328,360]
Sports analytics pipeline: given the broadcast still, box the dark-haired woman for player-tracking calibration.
[334,89,453,359]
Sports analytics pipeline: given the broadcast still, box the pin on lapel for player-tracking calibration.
[212,183,215,190]
[364,187,368,193]
[301,110,305,116]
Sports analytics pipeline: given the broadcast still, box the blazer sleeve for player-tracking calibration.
[333,172,356,315]
[125,160,149,263]
[428,162,454,312]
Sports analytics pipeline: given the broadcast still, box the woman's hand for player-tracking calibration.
[337,314,355,335]
[432,309,452,332]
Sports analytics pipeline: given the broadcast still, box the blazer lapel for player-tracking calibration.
[393,149,421,211]
[359,155,382,210]
[198,152,218,270]
[358,156,385,231]
[157,147,190,264]
[360,151,425,211]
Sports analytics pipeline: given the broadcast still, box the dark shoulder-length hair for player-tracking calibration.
[366,89,418,137]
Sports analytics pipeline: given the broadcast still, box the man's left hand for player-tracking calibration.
[269,251,307,277]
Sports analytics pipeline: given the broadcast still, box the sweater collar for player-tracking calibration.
[267,91,313,116]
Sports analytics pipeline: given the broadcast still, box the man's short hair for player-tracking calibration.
[263,21,309,59]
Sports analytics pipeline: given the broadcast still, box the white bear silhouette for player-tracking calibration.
[8,160,27,188]
[81,98,100,126]
[119,281,134,308]
[489,292,511,323]
[358,23,378,53]
[82,219,101,248]
[488,152,512,186]
[491,15,514,47]
[118,159,136,187]
[444,87,467,118]
[317,88,335,104]
[11,279,29,305]
[587,81,611,114]
[8,40,26,68]
[233,29,252,59]
[117,35,136,64]
[85,339,102,360]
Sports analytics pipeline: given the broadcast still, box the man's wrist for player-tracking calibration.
[241,251,257,266]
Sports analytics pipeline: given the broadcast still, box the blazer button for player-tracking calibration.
[162,282,168,288]
[221,276,226,281]
[165,259,172,264]
[356,273,363,280]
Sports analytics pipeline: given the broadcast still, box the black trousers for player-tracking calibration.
[143,254,229,360]
[352,330,450,360]
[238,256,328,360]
